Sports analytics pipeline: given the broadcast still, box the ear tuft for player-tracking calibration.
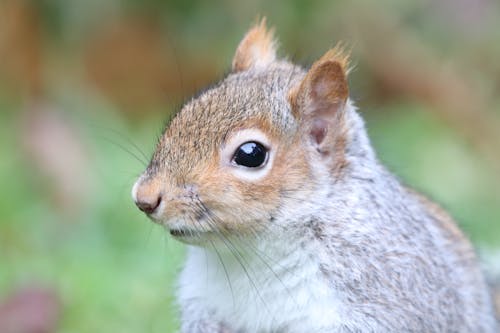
[317,43,351,75]
[232,17,277,72]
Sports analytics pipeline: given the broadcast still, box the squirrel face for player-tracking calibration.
[133,19,351,245]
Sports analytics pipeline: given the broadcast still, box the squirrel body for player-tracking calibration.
[133,20,498,332]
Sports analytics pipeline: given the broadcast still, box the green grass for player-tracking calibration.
[0,106,185,332]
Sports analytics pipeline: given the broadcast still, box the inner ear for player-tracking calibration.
[311,118,329,145]
[298,60,349,149]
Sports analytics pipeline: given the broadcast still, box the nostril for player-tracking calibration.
[135,195,162,215]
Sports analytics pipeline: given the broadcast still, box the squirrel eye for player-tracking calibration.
[232,141,268,168]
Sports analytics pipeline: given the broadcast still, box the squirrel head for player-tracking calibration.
[133,19,357,245]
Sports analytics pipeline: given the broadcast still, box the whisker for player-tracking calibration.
[209,239,235,308]
[209,212,300,308]
[236,230,300,279]
[98,135,148,167]
[236,235,300,306]
[163,27,185,105]
[199,209,277,323]
[98,126,150,163]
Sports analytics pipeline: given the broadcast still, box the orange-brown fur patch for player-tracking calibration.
[316,44,351,75]
[136,176,163,204]
[192,117,310,235]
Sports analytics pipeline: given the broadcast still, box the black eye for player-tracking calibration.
[233,141,268,168]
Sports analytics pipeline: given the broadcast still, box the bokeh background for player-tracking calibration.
[1,0,499,332]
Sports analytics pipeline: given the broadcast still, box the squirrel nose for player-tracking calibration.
[133,179,162,215]
[135,195,161,215]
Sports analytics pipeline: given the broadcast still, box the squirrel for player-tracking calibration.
[132,19,499,332]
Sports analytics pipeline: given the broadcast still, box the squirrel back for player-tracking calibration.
[133,19,499,332]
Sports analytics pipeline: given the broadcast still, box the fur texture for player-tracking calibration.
[133,20,499,332]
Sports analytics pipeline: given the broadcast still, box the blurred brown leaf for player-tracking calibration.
[0,0,42,98]
[83,15,218,115]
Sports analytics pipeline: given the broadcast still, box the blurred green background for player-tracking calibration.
[1,0,499,332]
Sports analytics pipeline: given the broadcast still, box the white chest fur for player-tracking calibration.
[177,241,343,333]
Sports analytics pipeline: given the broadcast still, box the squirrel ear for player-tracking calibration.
[289,45,350,151]
[232,18,277,72]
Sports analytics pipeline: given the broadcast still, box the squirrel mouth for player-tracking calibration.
[168,227,218,245]
[169,228,214,240]
[169,228,192,237]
